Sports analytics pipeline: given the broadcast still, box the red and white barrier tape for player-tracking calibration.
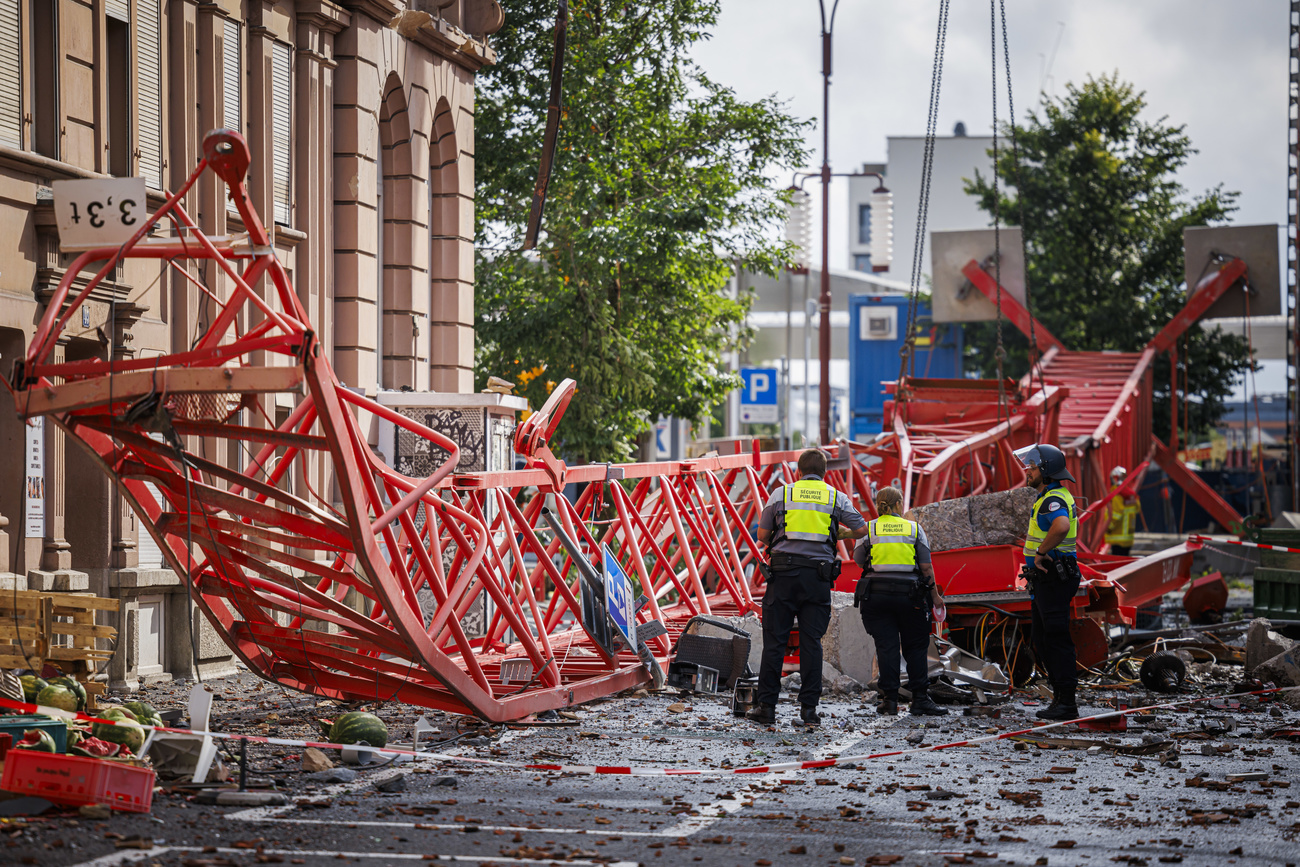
[1,686,1295,777]
[1189,534,1299,554]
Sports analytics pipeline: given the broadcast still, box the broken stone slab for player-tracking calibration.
[823,590,877,687]
[1255,647,1300,688]
[1245,618,1298,674]
[908,498,978,552]
[831,674,866,696]
[907,488,1038,552]
[968,488,1039,547]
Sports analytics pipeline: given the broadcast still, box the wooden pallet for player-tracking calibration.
[0,590,119,677]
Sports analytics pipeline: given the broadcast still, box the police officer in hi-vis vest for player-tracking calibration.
[1014,442,1084,721]
[852,486,947,716]
[748,449,868,727]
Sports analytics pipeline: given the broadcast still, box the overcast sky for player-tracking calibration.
[692,0,1288,271]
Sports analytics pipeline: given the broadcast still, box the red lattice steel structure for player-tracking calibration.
[13,132,1248,717]
[14,130,827,721]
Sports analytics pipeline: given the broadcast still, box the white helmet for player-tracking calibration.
[1110,466,1127,482]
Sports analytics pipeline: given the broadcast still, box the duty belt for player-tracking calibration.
[867,574,920,594]
[769,552,831,570]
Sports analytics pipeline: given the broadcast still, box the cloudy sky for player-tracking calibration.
[692,0,1288,272]
[691,0,1289,400]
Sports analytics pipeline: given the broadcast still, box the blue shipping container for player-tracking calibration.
[848,295,962,440]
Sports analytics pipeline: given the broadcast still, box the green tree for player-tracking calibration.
[474,0,808,463]
[963,73,1252,438]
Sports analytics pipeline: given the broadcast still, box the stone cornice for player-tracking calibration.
[295,0,351,35]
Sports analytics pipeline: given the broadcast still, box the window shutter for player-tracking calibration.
[271,42,291,226]
[105,0,128,21]
[222,19,241,133]
[0,0,20,147]
[136,0,163,188]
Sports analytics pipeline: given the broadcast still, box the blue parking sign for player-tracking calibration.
[740,367,778,423]
[602,544,636,650]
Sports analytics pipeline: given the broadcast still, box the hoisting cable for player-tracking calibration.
[998,0,1051,437]
[1244,283,1274,522]
[989,0,1008,425]
[522,0,569,251]
[897,0,951,387]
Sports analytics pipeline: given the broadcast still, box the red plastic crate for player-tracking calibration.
[0,750,155,812]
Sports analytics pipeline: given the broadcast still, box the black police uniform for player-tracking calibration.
[852,519,938,710]
[1027,482,1083,710]
[754,476,866,712]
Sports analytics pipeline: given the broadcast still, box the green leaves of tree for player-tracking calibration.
[474,0,809,463]
[963,73,1252,438]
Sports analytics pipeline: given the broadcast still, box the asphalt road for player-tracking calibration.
[3,674,1298,867]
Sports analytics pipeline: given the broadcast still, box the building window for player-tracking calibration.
[853,254,872,273]
[31,0,58,159]
[858,203,872,246]
[136,0,163,188]
[270,42,291,226]
[222,19,241,132]
[0,0,20,147]
[105,12,129,177]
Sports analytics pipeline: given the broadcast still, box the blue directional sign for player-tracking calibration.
[740,367,778,423]
[602,544,637,650]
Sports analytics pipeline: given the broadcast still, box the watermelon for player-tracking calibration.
[93,708,146,753]
[123,701,156,722]
[16,729,56,752]
[47,676,86,711]
[19,676,47,703]
[35,684,79,713]
[71,737,122,758]
[328,711,388,748]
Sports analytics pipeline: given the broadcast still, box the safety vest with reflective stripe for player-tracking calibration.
[1024,485,1078,558]
[867,515,920,573]
[779,480,837,544]
[1104,494,1139,547]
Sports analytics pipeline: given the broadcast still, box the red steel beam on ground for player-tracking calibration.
[1150,436,1244,532]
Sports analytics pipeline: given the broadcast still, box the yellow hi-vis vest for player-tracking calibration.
[779,479,836,544]
[1024,485,1078,559]
[1105,494,1138,547]
[867,515,920,573]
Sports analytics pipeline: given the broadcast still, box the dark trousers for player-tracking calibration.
[861,591,931,696]
[1030,557,1082,690]
[1109,544,1131,557]
[757,565,831,708]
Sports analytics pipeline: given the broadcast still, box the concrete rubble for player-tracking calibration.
[908,487,1038,552]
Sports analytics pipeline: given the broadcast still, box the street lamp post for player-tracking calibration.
[817,0,839,445]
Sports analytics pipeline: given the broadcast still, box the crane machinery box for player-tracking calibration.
[849,294,962,440]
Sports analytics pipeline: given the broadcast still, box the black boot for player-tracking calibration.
[909,693,948,716]
[1036,684,1079,721]
[745,703,776,725]
[876,692,899,716]
[799,705,822,727]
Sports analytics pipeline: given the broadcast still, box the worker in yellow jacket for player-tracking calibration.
[1105,466,1139,556]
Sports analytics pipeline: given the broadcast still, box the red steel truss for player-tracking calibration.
[13,133,1246,718]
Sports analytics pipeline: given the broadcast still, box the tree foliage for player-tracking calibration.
[963,74,1252,438]
[473,0,808,463]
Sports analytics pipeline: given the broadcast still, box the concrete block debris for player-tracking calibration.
[908,488,1037,552]
[1245,618,1297,673]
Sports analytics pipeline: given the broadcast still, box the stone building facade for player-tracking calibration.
[0,0,498,685]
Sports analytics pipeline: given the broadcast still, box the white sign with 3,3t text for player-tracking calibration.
[52,178,148,251]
